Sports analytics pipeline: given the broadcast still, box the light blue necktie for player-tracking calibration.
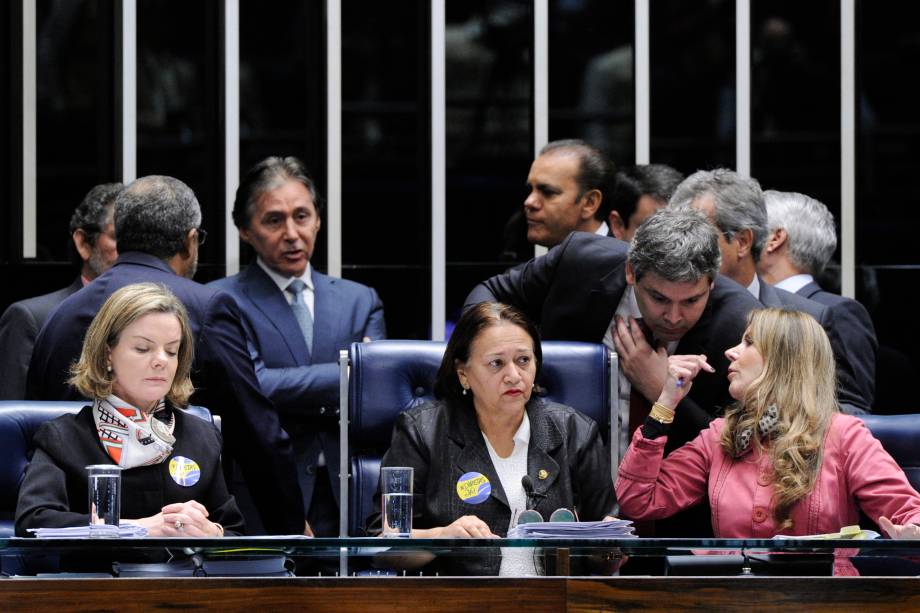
[286,279,313,356]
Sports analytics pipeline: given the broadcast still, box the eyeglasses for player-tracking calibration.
[196,228,208,246]
[513,507,579,526]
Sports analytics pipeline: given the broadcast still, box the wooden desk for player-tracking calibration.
[2,576,919,611]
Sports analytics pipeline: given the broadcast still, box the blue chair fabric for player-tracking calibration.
[345,340,612,536]
[0,401,216,538]
[858,414,920,493]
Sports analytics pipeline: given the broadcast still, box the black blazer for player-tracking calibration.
[370,398,615,576]
[758,279,871,413]
[15,405,245,536]
[796,281,877,410]
[26,252,304,535]
[465,231,760,448]
[0,277,82,400]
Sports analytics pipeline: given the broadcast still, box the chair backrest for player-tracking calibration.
[0,401,217,538]
[342,339,612,535]
[858,414,920,492]
[0,401,85,537]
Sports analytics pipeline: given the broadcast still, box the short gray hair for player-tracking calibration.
[628,208,721,283]
[763,190,837,276]
[114,176,202,259]
[669,168,767,260]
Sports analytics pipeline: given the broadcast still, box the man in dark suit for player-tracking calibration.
[605,164,683,242]
[468,208,760,454]
[670,169,872,413]
[758,189,878,410]
[211,156,386,536]
[0,182,122,400]
[26,175,305,535]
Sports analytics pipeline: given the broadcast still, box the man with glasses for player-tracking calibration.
[27,175,306,536]
[0,183,122,399]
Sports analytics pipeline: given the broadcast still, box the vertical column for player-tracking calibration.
[634,0,650,164]
[533,0,548,258]
[121,0,136,183]
[735,0,750,176]
[327,0,342,278]
[840,0,855,298]
[431,0,446,341]
[22,0,36,258]
[224,0,240,275]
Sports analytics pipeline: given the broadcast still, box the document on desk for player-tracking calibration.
[772,525,880,540]
[28,523,148,538]
[506,519,636,539]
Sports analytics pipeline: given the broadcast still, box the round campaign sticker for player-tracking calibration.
[456,471,491,504]
[168,456,201,487]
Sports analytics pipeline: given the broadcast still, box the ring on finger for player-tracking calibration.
[175,519,183,531]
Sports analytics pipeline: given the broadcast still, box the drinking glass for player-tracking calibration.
[380,466,413,538]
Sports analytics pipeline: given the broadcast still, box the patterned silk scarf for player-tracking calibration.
[93,395,176,469]
[733,403,780,457]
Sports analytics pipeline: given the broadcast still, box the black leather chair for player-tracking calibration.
[339,340,615,536]
[0,400,218,538]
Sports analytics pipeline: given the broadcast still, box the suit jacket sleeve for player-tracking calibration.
[833,300,877,412]
[15,433,89,534]
[364,287,387,341]
[196,291,306,534]
[0,303,39,400]
[463,235,570,319]
[248,340,340,410]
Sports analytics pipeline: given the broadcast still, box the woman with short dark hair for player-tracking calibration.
[372,302,615,575]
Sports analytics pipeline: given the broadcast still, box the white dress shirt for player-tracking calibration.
[483,412,538,576]
[775,273,814,294]
[257,258,315,318]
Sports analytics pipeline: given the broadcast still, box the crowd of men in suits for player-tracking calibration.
[1,141,878,535]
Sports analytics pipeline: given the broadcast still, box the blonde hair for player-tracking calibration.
[720,308,837,529]
[69,282,195,406]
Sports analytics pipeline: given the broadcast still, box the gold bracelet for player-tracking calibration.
[649,402,675,424]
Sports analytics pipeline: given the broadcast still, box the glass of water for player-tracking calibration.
[87,464,122,537]
[380,466,413,538]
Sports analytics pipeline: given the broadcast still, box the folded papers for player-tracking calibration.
[28,523,148,538]
[506,519,636,539]
[773,525,880,540]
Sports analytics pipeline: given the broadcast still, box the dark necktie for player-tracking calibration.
[286,279,313,357]
[628,318,655,437]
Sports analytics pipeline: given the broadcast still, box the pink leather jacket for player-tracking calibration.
[617,413,920,538]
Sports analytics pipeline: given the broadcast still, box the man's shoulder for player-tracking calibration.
[3,280,81,325]
[317,270,380,299]
[710,274,761,316]
[561,231,630,262]
[772,285,828,320]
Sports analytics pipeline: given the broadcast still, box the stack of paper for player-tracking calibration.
[506,519,636,539]
[29,523,148,539]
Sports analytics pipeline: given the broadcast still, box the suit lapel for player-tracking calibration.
[585,260,628,340]
[449,404,509,508]
[240,265,310,362]
[311,270,339,363]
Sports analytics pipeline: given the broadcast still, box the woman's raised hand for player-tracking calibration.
[657,354,715,409]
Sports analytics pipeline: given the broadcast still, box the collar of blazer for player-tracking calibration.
[447,397,563,509]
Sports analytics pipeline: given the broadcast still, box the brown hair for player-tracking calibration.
[69,282,195,406]
[434,302,542,407]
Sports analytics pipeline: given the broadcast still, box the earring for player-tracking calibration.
[107,364,112,373]
[461,386,468,396]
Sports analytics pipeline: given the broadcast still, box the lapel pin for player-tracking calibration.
[538,469,549,480]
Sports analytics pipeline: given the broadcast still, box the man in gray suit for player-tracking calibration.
[670,169,872,413]
[0,182,122,399]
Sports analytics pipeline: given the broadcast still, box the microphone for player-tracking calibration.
[518,476,544,525]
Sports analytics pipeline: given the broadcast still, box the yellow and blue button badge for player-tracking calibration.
[456,471,491,504]
[169,456,201,487]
